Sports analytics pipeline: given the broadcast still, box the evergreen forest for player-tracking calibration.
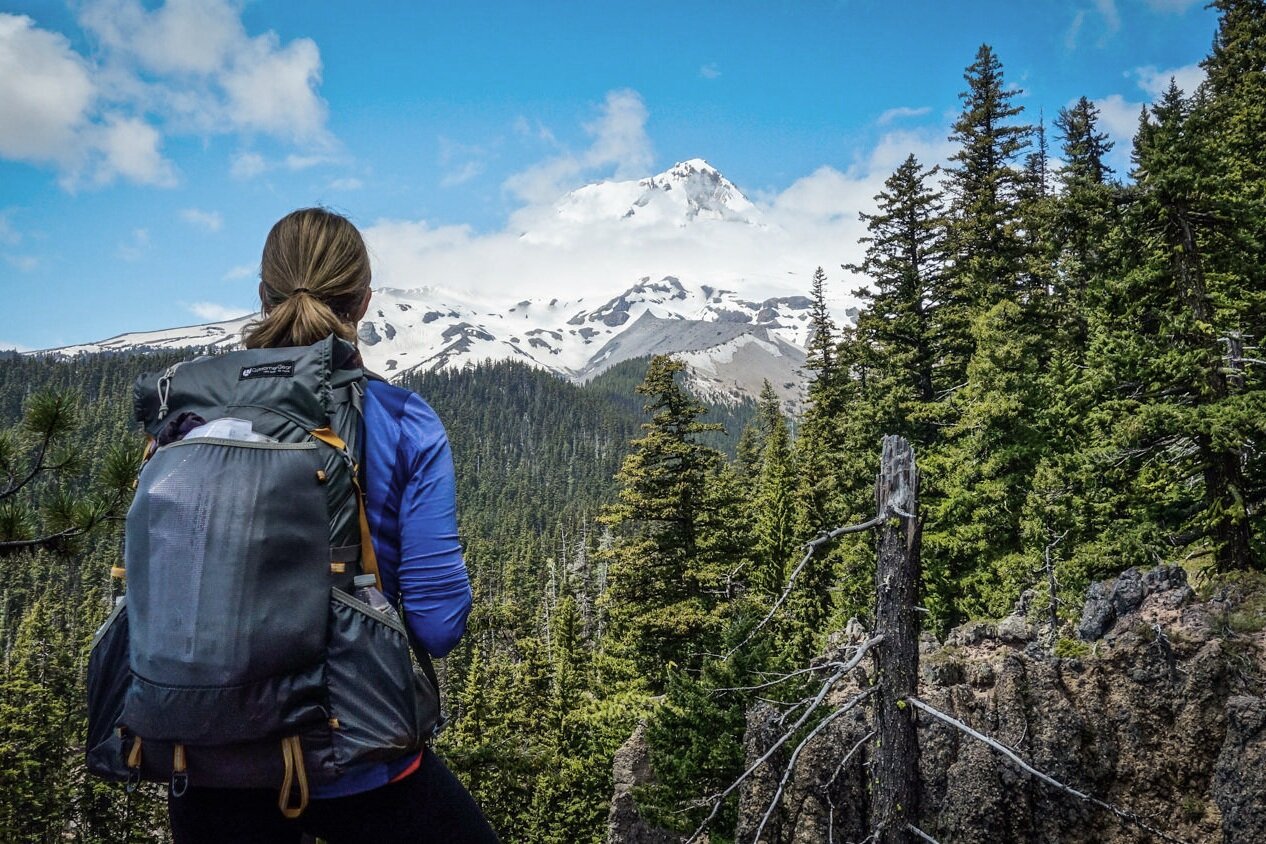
[1,2,1264,840]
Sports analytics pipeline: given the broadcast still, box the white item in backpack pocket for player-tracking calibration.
[184,417,277,443]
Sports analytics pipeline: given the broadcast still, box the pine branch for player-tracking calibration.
[0,431,54,502]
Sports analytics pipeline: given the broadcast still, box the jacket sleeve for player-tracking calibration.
[394,394,472,657]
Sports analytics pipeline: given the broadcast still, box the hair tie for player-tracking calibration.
[291,287,314,296]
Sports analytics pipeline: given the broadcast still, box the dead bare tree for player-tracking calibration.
[871,435,921,844]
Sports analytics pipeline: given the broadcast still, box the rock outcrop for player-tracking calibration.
[607,724,682,844]
[609,566,1266,843]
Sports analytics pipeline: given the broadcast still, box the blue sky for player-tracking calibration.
[1,0,1219,351]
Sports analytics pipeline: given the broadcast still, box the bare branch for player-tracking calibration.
[686,640,882,843]
[714,661,847,694]
[752,692,874,843]
[825,729,874,791]
[909,698,1191,844]
[725,517,884,660]
[907,824,941,843]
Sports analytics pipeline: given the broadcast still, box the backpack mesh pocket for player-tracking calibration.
[325,588,423,770]
[123,438,331,742]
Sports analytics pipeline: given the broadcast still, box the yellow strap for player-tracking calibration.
[310,427,381,590]
[110,566,127,580]
[278,736,309,819]
[173,743,186,773]
[127,736,143,769]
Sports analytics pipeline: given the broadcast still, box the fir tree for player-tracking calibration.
[598,356,731,687]
[751,382,800,599]
[1084,82,1264,572]
[941,44,1034,388]
[844,154,949,444]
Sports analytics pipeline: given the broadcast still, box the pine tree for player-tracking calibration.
[941,44,1034,389]
[598,356,730,687]
[0,596,73,841]
[805,266,838,386]
[844,154,949,445]
[1083,81,1264,573]
[751,382,800,599]
[1051,96,1119,354]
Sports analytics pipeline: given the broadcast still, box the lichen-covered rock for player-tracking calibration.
[1078,579,1116,641]
[725,568,1263,843]
[1214,695,1266,843]
[996,613,1034,644]
[1110,566,1145,616]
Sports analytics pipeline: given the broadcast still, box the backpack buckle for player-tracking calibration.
[170,771,189,798]
[125,770,140,793]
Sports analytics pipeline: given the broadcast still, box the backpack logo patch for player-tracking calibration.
[239,361,296,380]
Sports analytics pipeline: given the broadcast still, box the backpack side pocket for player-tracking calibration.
[325,588,423,770]
[86,597,131,781]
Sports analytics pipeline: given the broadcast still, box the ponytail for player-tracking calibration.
[244,208,371,349]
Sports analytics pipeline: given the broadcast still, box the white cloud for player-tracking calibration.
[0,212,19,245]
[220,32,327,143]
[329,177,363,191]
[1094,0,1121,36]
[230,151,266,179]
[222,263,255,280]
[1134,63,1206,98]
[0,15,95,166]
[284,154,333,171]
[79,0,242,76]
[0,3,333,188]
[189,301,253,321]
[4,254,38,271]
[1092,93,1145,175]
[699,63,721,80]
[1065,10,1086,51]
[877,106,931,126]
[0,339,32,352]
[438,137,488,188]
[440,161,482,187]
[181,207,223,231]
[89,113,177,187]
[503,89,654,204]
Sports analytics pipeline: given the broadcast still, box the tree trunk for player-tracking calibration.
[871,436,922,843]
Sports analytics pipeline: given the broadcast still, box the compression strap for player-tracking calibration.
[309,426,381,591]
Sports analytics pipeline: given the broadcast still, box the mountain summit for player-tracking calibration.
[550,159,758,229]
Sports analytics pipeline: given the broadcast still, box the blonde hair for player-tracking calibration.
[244,208,371,349]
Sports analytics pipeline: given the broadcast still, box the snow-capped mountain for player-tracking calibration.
[45,160,858,409]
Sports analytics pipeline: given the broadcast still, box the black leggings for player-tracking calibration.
[167,751,499,844]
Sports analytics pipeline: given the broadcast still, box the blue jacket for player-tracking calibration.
[312,378,472,798]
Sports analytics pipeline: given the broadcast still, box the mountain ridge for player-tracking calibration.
[36,160,857,409]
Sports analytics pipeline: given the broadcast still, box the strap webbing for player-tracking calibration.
[309,426,380,590]
[127,736,143,769]
[278,735,309,819]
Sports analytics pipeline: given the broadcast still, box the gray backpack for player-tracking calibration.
[86,336,440,817]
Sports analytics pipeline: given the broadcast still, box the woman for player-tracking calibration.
[167,208,499,844]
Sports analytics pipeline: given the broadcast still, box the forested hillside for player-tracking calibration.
[0,2,1264,842]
